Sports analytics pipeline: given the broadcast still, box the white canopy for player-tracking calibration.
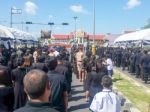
[114,28,150,43]
[0,25,14,39]
[0,25,37,41]
[7,27,37,41]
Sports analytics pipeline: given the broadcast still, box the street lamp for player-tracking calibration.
[10,7,22,28]
[92,0,96,44]
[73,16,78,44]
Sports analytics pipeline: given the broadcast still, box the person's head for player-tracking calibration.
[79,47,83,52]
[57,56,63,65]
[101,75,112,89]
[16,57,24,67]
[47,57,57,71]
[23,69,50,101]
[143,50,148,54]
[38,56,45,63]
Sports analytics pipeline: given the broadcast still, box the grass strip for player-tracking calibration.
[113,72,150,112]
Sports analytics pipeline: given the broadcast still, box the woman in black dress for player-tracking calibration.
[11,57,27,110]
[86,59,107,105]
[0,68,14,112]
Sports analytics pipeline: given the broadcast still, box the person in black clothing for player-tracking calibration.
[121,50,128,71]
[14,69,58,112]
[32,55,48,73]
[11,57,27,110]
[0,68,14,112]
[135,50,141,78]
[63,59,72,95]
[86,59,106,105]
[55,56,71,94]
[116,49,122,67]
[129,51,136,74]
[140,50,150,83]
[47,57,68,112]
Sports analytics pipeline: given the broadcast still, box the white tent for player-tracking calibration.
[114,28,150,43]
[0,25,14,39]
[7,27,37,41]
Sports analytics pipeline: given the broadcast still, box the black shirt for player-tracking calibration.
[0,86,14,112]
[47,71,67,112]
[14,101,59,112]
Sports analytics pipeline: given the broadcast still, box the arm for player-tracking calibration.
[63,77,68,112]
[63,91,68,112]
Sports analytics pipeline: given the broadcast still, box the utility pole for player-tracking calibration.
[73,16,78,44]
[93,0,96,44]
[10,7,22,28]
[10,7,13,28]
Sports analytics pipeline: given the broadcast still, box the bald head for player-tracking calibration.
[24,69,49,99]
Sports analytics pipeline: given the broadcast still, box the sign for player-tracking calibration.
[41,30,51,39]
[12,9,22,14]
[76,31,84,37]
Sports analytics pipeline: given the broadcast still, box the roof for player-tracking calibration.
[52,34,70,40]
[115,28,150,43]
[52,34,106,40]
[88,35,106,40]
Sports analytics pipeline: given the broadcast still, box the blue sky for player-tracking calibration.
[0,0,150,36]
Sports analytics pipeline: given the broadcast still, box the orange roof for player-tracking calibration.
[52,34,69,40]
[88,35,106,40]
[52,34,106,40]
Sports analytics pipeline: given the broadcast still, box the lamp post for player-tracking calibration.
[10,7,22,28]
[10,7,13,28]
[73,16,78,44]
[93,0,96,44]
[91,0,96,55]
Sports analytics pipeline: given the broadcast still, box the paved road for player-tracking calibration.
[68,68,148,112]
[68,74,90,112]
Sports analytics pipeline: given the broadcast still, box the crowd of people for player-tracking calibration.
[96,47,150,83]
[0,44,149,112]
[0,46,72,112]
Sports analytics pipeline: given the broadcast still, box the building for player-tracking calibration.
[51,30,106,47]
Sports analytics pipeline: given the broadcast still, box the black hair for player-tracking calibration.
[102,75,112,88]
[23,69,49,99]
[47,57,57,70]
[16,57,24,66]
[38,56,45,63]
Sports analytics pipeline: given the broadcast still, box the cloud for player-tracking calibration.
[124,0,141,9]
[25,1,38,15]
[70,5,88,14]
[48,15,53,19]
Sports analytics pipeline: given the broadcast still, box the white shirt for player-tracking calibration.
[54,50,59,57]
[106,58,113,70]
[90,89,121,112]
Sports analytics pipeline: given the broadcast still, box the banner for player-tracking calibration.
[41,30,51,39]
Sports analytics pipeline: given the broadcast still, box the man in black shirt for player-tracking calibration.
[47,57,68,112]
[140,50,150,83]
[14,69,58,112]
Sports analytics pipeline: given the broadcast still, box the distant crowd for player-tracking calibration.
[0,45,149,112]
